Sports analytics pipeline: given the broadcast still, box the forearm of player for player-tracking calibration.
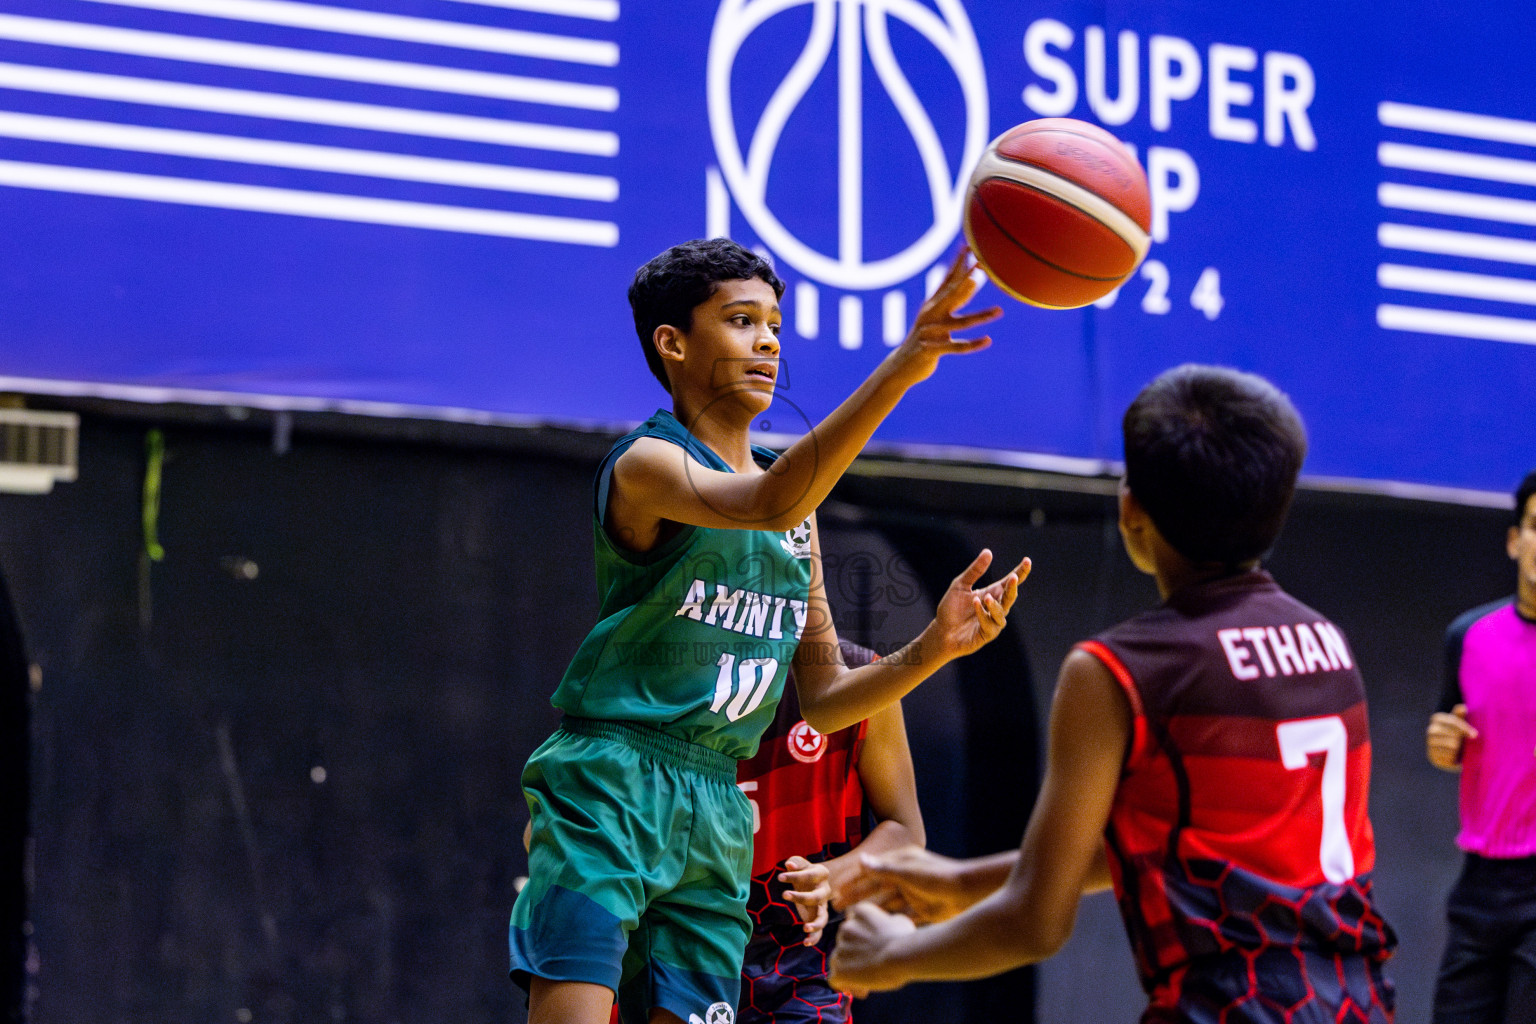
[743,374,911,530]
[798,582,1019,733]
[883,881,1069,981]
[796,650,940,735]
[1082,845,1114,895]
[793,541,957,734]
[827,821,920,909]
[714,248,1002,530]
[953,851,1021,905]
[859,820,921,855]
[798,532,1022,733]
[611,391,908,533]
[802,609,994,726]
[871,646,1128,978]
[857,703,925,849]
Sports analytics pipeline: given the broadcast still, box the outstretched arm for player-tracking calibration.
[828,648,1129,992]
[840,843,1112,926]
[837,847,1017,924]
[791,516,1030,734]
[609,250,1001,535]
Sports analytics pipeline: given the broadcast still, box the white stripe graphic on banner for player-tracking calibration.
[1378,183,1536,227]
[443,0,618,19]
[0,14,618,109]
[1376,100,1536,345]
[77,0,620,66]
[1378,143,1536,187]
[0,158,618,245]
[1377,305,1536,345]
[0,111,618,199]
[0,63,618,154]
[1378,224,1536,265]
[1377,264,1536,306]
[1377,102,1536,148]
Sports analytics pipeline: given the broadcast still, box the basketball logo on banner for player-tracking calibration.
[706,0,989,348]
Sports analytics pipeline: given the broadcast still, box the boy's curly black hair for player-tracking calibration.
[627,239,785,393]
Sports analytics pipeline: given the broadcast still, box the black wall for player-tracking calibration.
[1,543,27,1023]
[0,404,1515,1023]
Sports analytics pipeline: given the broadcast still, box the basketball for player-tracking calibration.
[963,118,1152,309]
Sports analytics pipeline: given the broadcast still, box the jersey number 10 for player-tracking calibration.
[711,653,780,722]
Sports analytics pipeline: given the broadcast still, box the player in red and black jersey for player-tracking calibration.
[830,365,1397,1023]
[737,638,923,1024]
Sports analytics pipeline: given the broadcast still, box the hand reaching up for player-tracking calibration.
[927,549,1031,663]
[883,247,1003,387]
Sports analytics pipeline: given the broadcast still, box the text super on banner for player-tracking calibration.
[0,1,1531,495]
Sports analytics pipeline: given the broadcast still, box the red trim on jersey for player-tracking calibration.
[1078,639,1152,773]
[1078,640,1145,716]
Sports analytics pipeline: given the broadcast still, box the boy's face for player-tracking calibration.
[666,277,782,414]
[1508,493,1536,608]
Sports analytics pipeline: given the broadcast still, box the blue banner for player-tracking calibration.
[0,0,1532,495]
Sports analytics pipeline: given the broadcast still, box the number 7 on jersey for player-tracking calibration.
[1276,715,1355,884]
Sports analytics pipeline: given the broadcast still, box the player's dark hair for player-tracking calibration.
[627,238,786,393]
[1123,364,1308,567]
[1514,470,1536,529]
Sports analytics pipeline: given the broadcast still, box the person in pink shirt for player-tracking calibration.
[1425,469,1536,1024]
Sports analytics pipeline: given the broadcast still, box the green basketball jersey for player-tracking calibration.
[550,410,815,759]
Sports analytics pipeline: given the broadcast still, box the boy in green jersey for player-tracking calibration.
[510,238,1029,1024]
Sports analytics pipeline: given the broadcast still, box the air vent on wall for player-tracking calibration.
[0,409,79,495]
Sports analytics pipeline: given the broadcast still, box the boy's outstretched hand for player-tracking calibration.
[884,247,1003,387]
[925,549,1031,663]
[780,856,832,947]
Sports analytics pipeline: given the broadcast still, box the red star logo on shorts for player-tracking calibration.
[787,720,827,763]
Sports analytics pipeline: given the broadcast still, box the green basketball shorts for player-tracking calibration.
[509,717,754,1024]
